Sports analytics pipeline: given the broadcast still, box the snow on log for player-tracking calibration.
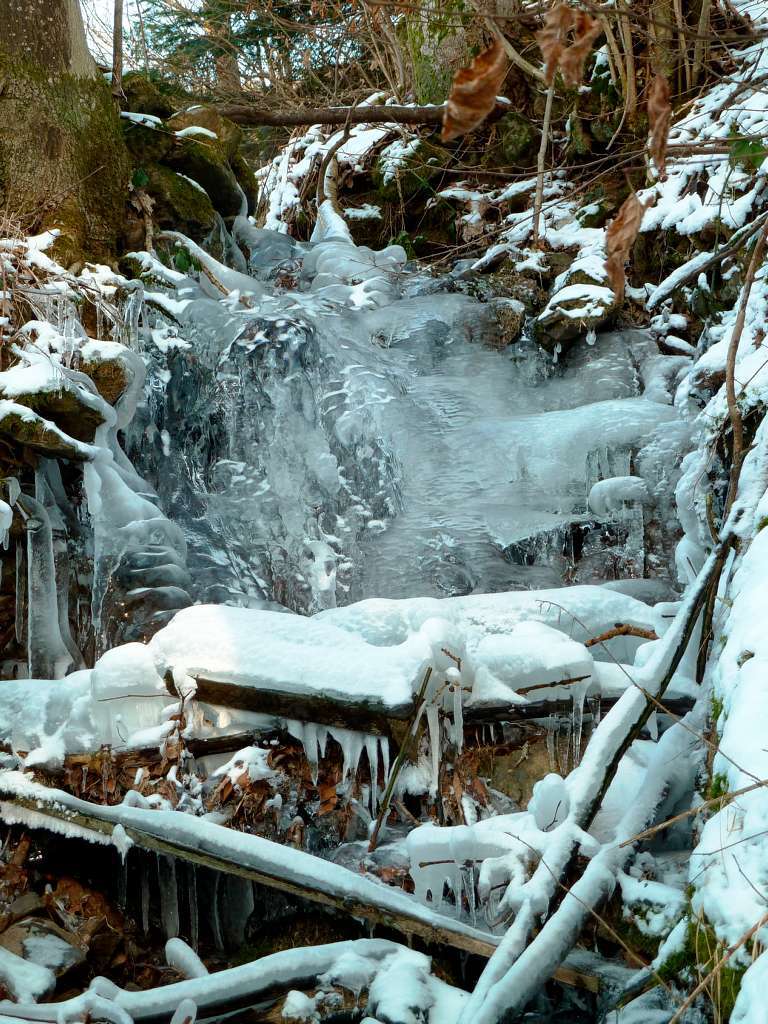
[0,939,461,1024]
[0,772,500,959]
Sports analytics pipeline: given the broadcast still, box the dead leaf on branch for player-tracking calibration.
[441,39,509,143]
[537,4,602,87]
[648,74,672,179]
[605,192,649,298]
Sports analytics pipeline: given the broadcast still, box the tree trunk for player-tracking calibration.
[0,0,129,264]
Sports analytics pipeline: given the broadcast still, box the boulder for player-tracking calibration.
[0,377,105,443]
[489,112,539,165]
[166,135,244,218]
[144,164,216,241]
[77,341,145,415]
[490,297,526,347]
[167,106,243,161]
[373,137,451,203]
[533,252,618,353]
[0,404,91,461]
[122,117,173,166]
[121,72,176,119]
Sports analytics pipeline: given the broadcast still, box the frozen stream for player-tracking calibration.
[123,224,682,621]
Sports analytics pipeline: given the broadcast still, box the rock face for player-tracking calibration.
[121,90,259,236]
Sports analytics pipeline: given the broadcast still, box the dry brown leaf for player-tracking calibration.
[559,10,602,86]
[648,74,672,179]
[537,4,601,87]
[537,4,573,84]
[441,39,509,143]
[605,192,648,297]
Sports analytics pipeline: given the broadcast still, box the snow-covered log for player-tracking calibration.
[0,938,466,1024]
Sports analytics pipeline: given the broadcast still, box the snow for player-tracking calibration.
[174,126,218,140]
[121,111,163,127]
[165,938,208,980]
[0,946,55,1003]
[150,604,430,713]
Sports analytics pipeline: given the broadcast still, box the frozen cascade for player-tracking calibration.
[124,224,680,615]
[30,220,687,964]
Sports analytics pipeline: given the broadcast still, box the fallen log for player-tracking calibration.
[216,102,446,128]
[215,99,509,129]
[172,672,694,734]
[0,773,598,995]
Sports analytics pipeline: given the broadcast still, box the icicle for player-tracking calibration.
[556,715,571,774]
[14,538,24,648]
[189,865,199,951]
[647,709,658,740]
[317,725,328,759]
[365,735,379,814]
[571,689,586,768]
[219,875,254,949]
[170,999,197,1024]
[117,853,128,910]
[427,704,441,798]
[157,855,180,940]
[303,722,320,784]
[589,693,602,733]
[328,726,364,782]
[466,865,477,927]
[379,736,390,794]
[210,873,224,952]
[141,867,150,935]
[545,714,557,771]
[286,719,323,784]
[22,495,73,679]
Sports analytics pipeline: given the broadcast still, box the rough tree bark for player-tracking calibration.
[0,0,129,263]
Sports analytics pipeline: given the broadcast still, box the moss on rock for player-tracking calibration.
[144,164,216,240]
[490,112,538,166]
[121,72,176,119]
[166,135,243,218]
[167,106,243,161]
[122,119,173,166]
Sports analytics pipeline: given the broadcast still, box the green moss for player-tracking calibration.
[567,115,592,156]
[658,916,747,1019]
[491,113,538,165]
[122,119,173,165]
[121,72,176,118]
[0,54,129,264]
[145,164,216,241]
[388,230,427,260]
[709,772,729,800]
[166,136,242,218]
[711,694,725,724]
